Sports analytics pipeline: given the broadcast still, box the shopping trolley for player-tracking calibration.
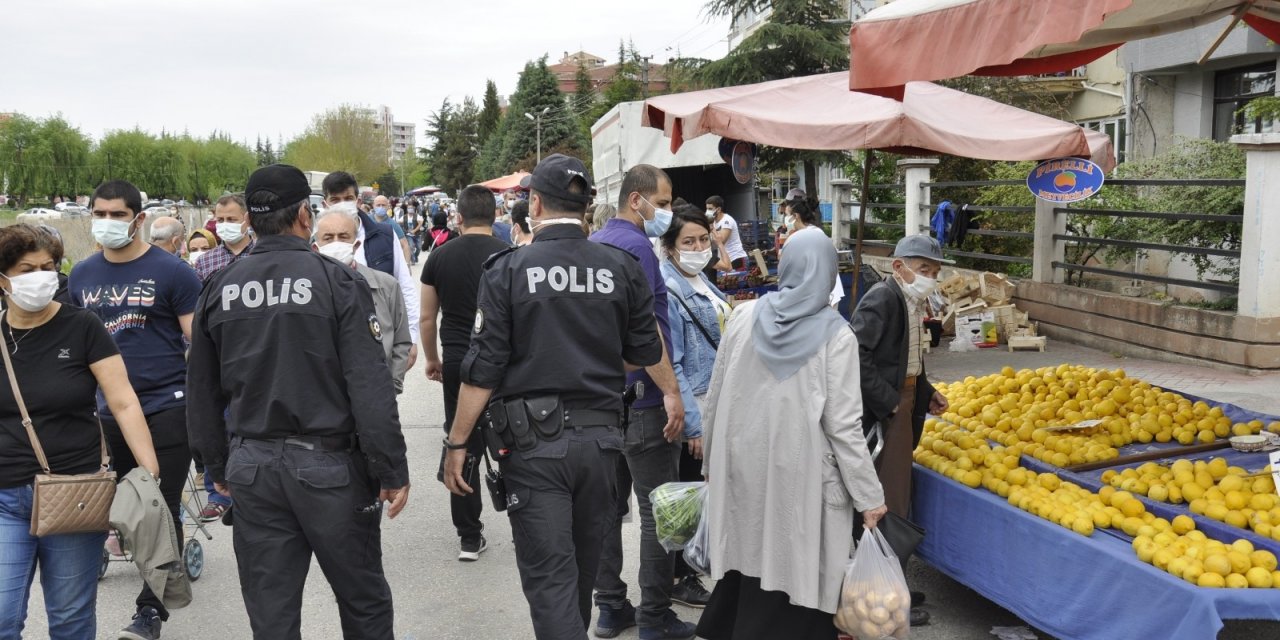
[100,470,216,581]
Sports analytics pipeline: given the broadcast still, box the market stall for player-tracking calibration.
[912,365,1280,639]
[913,464,1280,640]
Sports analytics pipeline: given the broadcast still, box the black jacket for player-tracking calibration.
[850,277,938,448]
[186,234,409,488]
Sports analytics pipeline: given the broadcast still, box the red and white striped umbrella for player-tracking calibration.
[849,0,1280,90]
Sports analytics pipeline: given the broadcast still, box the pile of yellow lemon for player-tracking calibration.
[1129,516,1280,589]
[934,366,1272,468]
[912,365,1280,589]
[1102,459,1280,540]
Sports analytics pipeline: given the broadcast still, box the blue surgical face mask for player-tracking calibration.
[92,216,137,249]
[639,195,672,238]
[374,206,388,219]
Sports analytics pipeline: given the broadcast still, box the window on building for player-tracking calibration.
[1079,116,1128,164]
[1212,63,1276,141]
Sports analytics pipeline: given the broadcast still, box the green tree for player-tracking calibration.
[95,128,159,193]
[29,116,93,200]
[573,61,599,135]
[587,41,645,123]
[0,114,43,205]
[479,56,588,178]
[283,105,390,182]
[477,80,503,148]
[699,0,852,197]
[425,98,481,194]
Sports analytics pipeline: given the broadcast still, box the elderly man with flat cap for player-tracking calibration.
[187,164,410,640]
[850,234,952,628]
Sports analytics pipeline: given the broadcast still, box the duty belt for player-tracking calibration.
[237,434,355,452]
[561,409,621,428]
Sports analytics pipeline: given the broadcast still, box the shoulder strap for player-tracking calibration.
[671,292,719,350]
[0,309,109,473]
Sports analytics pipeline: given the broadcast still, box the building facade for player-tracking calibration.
[1121,18,1278,162]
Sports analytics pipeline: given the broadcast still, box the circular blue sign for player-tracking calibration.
[1026,157,1105,203]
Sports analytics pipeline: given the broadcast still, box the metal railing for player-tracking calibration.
[1051,178,1244,294]
[840,177,1245,297]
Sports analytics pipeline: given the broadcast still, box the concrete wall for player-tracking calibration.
[1016,281,1280,371]
[1068,51,1127,122]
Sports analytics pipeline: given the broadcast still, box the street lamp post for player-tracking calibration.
[524,106,551,164]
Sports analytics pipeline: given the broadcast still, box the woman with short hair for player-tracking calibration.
[0,224,160,640]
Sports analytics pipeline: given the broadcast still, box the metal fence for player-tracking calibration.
[841,178,1244,297]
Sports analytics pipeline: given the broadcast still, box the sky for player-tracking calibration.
[1,0,730,148]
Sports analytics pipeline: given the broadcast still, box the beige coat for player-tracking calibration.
[109,467,191,610]
[703,300,884,613]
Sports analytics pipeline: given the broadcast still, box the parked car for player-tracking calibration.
[54,202,89,216]
[20,208,63,220]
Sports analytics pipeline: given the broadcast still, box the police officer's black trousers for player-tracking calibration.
[502,425,623,640]
[103,406,190,620]
[225,438,394,640]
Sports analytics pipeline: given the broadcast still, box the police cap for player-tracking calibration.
[520,154,593,205]
[245,164,312,214]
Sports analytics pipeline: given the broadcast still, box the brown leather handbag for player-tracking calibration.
[1,311,116,536]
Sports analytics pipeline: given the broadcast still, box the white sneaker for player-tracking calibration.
[458,536,488,561]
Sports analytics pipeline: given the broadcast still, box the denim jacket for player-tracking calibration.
[662,260,728,439]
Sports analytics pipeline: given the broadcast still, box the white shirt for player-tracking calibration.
[356,221,420,344]
[714,213,748,262]
[684,273,733,332]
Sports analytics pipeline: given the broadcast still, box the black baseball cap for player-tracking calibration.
[520,154,593,205]
[244,164,312,214]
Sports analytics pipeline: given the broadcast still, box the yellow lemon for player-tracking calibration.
[1181,483,1205,501]
[1225,511,1249,530]
[1172,515,1196,535]
[1231,539,1255,555]
[1205,503,1230,522]
[1224,491,1249,511]
[1208,457,1229,479]
[1226,550,1253,574]
[1120,499,1146,518]
[1072,517,1094,537]
[1246,567,1274,588]
[1225,573,1250,589]
[1250,550,1278,572]
[1197,572,1226,588]
[1204,554,1232,577]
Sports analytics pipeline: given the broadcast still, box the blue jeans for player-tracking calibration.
[205,470,232,507]
[0,485,106,640]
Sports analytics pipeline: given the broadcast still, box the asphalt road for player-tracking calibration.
[23,269,1280,639]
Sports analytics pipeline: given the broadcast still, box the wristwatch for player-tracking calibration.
[442,437,468,451]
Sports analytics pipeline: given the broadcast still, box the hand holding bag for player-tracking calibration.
[1,309,116,537]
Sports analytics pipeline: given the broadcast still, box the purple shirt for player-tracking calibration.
[591,218,670,409]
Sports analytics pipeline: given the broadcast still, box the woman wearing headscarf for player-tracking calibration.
[695,229,887,640]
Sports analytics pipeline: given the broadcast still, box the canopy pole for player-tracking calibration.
[851,150,875,304]
[1198,2,1254,65]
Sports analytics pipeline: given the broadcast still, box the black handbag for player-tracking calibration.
[854,510,925,571]
[878,511,926,561]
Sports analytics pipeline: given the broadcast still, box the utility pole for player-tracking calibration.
[641,55,652,98]
[524,106,551,164]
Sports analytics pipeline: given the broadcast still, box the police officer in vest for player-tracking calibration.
[442,154,663,640]
[187,164,411,640]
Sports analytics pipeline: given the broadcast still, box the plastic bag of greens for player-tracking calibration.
[683,503,711,575]
[834,527,911,639]
[650,481,706,552]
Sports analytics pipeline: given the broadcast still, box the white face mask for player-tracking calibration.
[317,241,356,265]
[705,209,716,220]
[217,221,246,245]
[92,217,137,250]
[187,250,206,265]
[900,270,938,300]
[677,248,712,274]
[784,214,796,229]
[3,270,59,312]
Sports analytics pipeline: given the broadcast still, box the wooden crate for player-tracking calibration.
[1008,336,1047,352]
